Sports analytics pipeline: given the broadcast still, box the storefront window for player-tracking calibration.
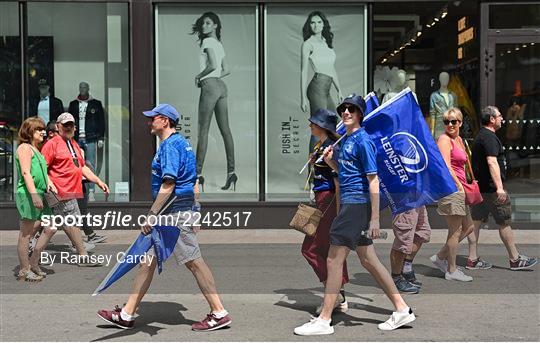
[265,5,366,201]
[155,5,259,201]
[490,4,540,29]
[0,2,20,202]
[26,2,130,202]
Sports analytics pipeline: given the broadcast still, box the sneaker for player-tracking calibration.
[86,234,107,244]
[97,305,134,329]
[402,270,422,287]
[393,275,420,294]
[378,308,416,331]
[294,317,334,336]
[445,269,473,282]
[466,257,493,270]
[70,241,95,253]
[315,292,348,315]
[192,313,232,331]
[510,255,538,271]
[430,254,448,273]
[88,191,96,202]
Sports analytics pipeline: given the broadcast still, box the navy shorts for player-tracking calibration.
[330,203,373,250]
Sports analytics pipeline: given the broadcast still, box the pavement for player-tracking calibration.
[1,229,539,341]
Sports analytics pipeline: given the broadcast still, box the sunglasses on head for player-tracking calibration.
[443,119,461,126]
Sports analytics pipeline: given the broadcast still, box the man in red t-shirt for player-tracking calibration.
[41,113,109,262]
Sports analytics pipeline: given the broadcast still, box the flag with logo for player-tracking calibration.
[362,88,457,214]
[336,92,380,136]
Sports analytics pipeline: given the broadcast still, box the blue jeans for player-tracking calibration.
[79,139,96,191]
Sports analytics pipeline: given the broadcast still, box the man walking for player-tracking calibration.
[294,95,415,335]
[467,106,537,270]
[97,104,231,331]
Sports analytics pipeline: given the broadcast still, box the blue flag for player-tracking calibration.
[362,88,457,214]
[93,225,180,296]
[336,92,380,136]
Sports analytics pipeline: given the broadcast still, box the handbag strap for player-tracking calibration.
[27,144,49,185]
[460,138,476,181]
[320,195,336,218]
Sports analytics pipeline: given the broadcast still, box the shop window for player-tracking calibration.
[490,4,540,29]
[26,2,130,202]
[155,5,259,201]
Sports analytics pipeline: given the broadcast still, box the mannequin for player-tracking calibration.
[430,72,457,138]
[68,82,105,200]
[30,79,64,124]
[382,70,417,103]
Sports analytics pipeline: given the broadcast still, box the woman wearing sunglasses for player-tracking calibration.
[15,117,58,282]
[431,108,474,282]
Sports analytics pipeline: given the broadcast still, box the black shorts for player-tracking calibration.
[471,192,512,225]
[330,203,373,250]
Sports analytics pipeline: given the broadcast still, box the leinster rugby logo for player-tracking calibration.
[380,132,428,183]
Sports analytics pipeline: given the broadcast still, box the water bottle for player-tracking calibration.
[360,230,388,240]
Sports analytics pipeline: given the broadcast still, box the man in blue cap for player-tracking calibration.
[98,104,231,331]
[294,95,416,335]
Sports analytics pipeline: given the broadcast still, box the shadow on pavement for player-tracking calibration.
[92,301,196,341]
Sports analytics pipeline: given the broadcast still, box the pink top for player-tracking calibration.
[449,137,468,184]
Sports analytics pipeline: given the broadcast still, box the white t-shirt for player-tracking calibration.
[307,37,336,78]
[199,37,225,80]
[78,100,88,136]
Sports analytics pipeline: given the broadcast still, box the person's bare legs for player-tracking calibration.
[357,245,408,311]
[29,226,57,267]
[319,245,349,321]
[123,257,157,315]
[438,216,462,272]
[17,219,37,272]
[467,220,482,261]
[390,249,407,275]
[498,224,519,260]
[63,225,87,255]
[185,257,225,313]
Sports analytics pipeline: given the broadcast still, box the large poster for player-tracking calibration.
[266,6,366,200]
[156,5,258,200]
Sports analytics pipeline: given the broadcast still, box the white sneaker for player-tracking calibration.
[378,308,416,331]
[294,317,334,336]
[430,254,448,273]
[315,293,348,315]
[445,269,473,282]
[70,241,95,253]
[88,191,96,202]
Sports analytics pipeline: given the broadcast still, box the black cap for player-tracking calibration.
[337,93,367,116]
[309,108,338,133]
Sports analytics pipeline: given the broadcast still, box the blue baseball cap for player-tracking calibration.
[143,103,180,122]
[337,94,367,116]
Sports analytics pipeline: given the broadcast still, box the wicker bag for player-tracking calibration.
[289,196,335,236]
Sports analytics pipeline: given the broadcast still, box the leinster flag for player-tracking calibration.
[336,92,380,136]
[363,88,457,214]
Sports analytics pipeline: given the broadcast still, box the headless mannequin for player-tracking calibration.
[382,70,417,103]
[430,72,457,138]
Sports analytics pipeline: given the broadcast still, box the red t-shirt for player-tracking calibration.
[41,135,85,200]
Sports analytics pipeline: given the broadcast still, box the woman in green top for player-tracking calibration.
[15,117,58,282]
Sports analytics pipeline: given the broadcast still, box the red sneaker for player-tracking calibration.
[97,305,134,329]
[192,313,232,331]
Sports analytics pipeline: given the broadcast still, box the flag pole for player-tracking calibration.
[298,135,345,174]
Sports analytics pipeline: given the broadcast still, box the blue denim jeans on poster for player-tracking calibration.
[307,73,336,153]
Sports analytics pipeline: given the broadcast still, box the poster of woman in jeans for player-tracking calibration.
[266,6,366,199]
[191,12,236,191]
[300,11,343,153]
[155,6,257,199]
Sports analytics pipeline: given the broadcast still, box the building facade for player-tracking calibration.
[1,0,539,229]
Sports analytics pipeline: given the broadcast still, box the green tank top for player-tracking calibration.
[15,145,49,194]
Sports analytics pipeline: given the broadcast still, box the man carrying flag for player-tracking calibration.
[97,104,231,331]
[294,95,415,336]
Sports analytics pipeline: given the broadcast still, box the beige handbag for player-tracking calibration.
[289,197,335,236]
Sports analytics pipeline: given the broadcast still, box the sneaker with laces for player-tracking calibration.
[70,241,95,253]
[402,270,422,287]
[378,308,416,331]
[86,234,107,244]
[294,317,334,336]
[192,313,232,331]
[466,257,492,270]
[97,305,134,329]
[315,292,348,315]
[510,255,537,271]
[430,254,448,273]
[445,268,473,282]
[393,275,420,294]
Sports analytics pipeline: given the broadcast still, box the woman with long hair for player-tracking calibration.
[302,108,349,314]
[15,117,57,282]
[431,108,475,282]
[300,11,343,152]
[191,12,236,191]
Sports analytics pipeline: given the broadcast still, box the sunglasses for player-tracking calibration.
[443,119,461,126]
[338,105,358,115]
[36,127,46,131]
